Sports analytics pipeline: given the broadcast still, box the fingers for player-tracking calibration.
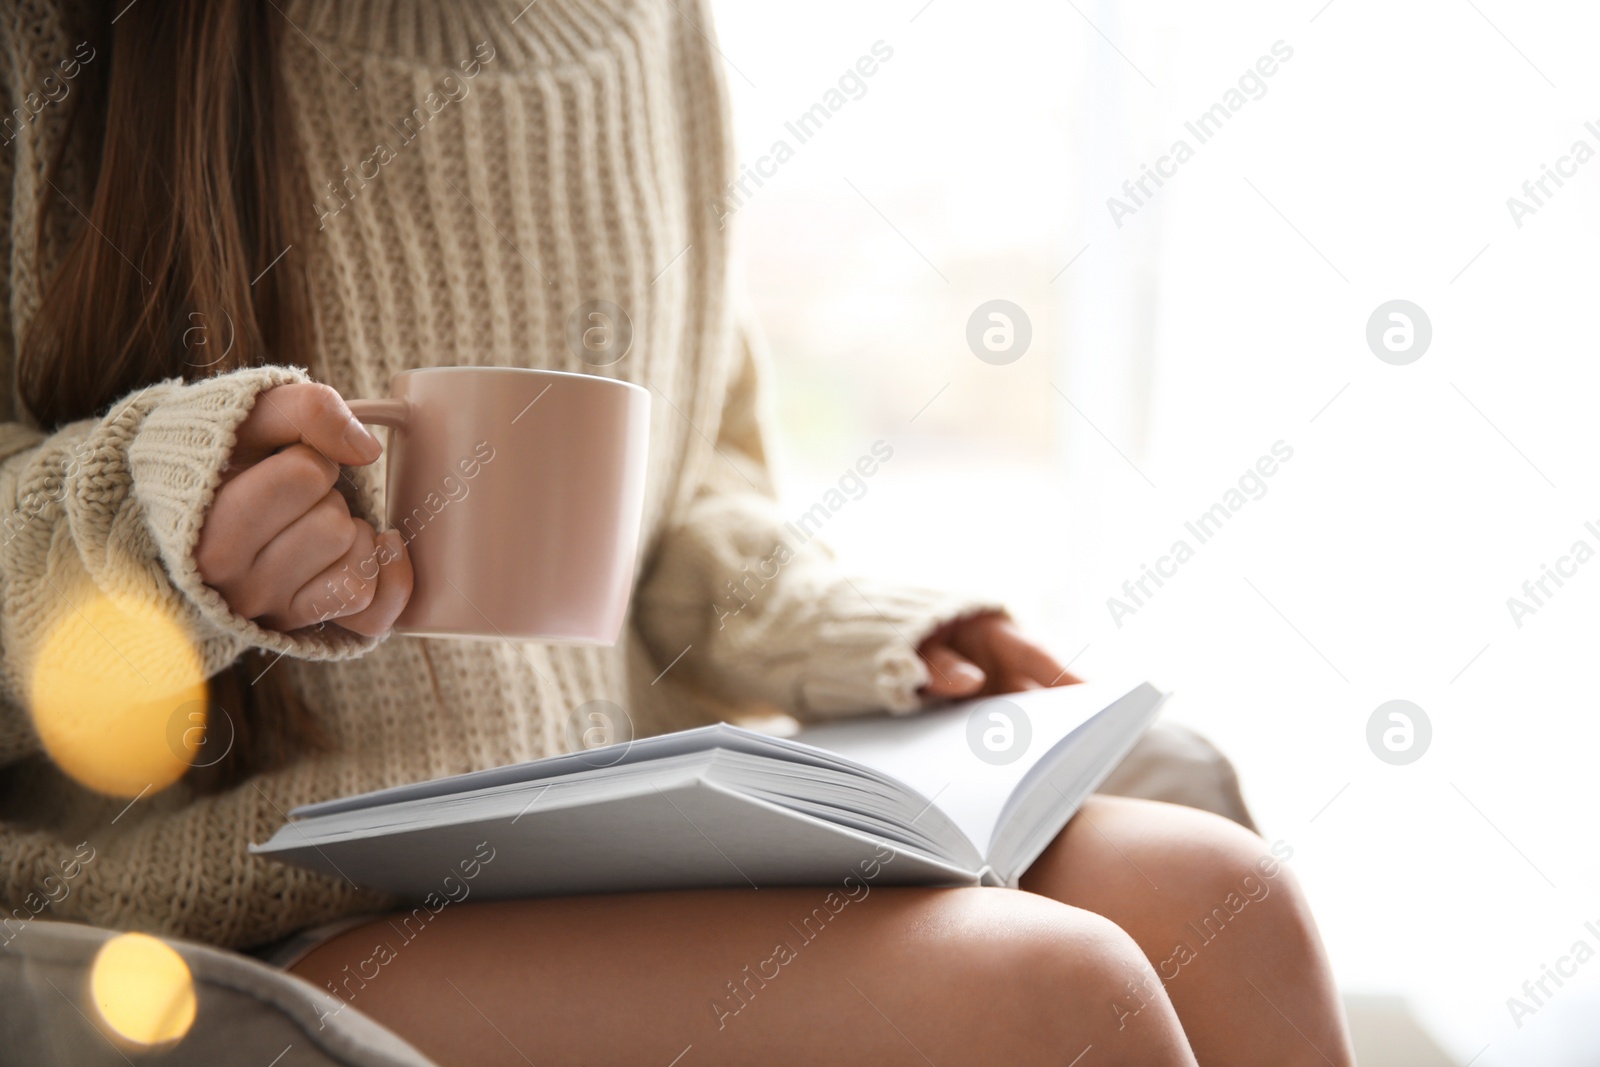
[198,445,343,578]
[266,523,412,637]
[202,488,354,620]
[232,383,382,468]
[930,613,1083,699]
[333,530,413,637]
[247,489,360,595]
[993,626,1077,688]
[918,642,986,699]
[213,496,412,636]
[270,519,384,631]
[197,383,410,634]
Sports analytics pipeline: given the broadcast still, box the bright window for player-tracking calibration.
[714,1,1600,1060]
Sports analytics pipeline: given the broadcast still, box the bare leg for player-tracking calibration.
[291,886,1199,1067]
[1020,795,1355,1066]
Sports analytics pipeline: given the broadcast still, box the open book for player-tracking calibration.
[251,680,1166,897]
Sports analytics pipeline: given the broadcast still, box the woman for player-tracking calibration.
[0,1,1354,1064]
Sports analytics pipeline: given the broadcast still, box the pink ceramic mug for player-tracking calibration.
[345,367,650,643]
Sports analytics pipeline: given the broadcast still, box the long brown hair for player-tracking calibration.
[20,0,324,790]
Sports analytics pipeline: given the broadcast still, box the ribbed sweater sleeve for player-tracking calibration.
[634,313,1002,721]
[0,367,380,767]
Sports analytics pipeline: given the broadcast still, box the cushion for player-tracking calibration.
[0,919,437,1066]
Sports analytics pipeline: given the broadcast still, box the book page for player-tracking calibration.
[793,681,1144,858]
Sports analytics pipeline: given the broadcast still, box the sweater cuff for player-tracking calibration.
[794,580,1005,720]
[129,366,380,663]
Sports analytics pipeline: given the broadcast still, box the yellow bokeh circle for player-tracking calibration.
[90,932,197,1047]
[29,591,207,797]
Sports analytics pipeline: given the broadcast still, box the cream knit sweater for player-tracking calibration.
[0,0,991,949]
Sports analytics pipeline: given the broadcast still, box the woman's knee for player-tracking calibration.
[1173,809,1321,963]
[1079,797,1321,967]
[922,888,1195,1066]
[1144,802,1308,926]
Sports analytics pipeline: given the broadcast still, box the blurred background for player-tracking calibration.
[710,0,1600,1062]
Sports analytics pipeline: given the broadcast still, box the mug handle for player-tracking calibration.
[346,398,410,429]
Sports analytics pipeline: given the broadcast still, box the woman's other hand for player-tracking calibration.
[917,612,1081,701]
[195,383,413,636]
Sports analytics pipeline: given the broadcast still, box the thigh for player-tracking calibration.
[289,885,1194,1067]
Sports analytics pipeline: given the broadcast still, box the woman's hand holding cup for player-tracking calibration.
[196,383,414,636]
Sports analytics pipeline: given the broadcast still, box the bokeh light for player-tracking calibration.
[29,590,207,797]
[89,932,196,1048]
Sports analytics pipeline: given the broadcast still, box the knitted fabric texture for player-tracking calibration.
[0,0,994,949]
